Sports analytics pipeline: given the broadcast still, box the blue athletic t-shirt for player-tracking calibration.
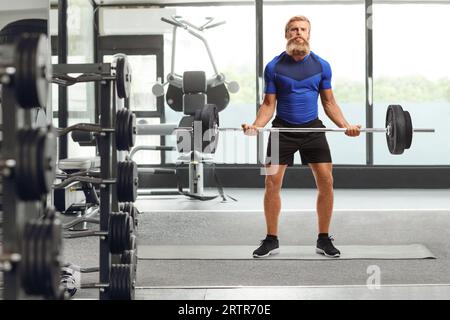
[264,51,332,124]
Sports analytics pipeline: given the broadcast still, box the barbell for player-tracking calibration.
[176,104,435,155]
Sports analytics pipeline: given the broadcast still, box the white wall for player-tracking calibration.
[100,7,176,35]
[0,0,49,30]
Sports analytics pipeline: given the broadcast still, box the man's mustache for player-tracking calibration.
[287,35,309,45]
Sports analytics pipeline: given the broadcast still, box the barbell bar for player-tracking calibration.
[173,104,435,155]
[177,126,435,133]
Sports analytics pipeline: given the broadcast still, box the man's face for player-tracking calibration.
[285,20,310,56]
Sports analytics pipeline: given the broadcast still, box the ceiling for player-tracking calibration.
[48,0,450,6]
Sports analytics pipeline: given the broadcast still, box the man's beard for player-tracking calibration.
[286,37,310,56]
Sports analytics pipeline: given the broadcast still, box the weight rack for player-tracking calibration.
[1,34,60,299]
[52,61,134,300]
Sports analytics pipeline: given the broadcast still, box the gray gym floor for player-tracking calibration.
[59,188,450,300]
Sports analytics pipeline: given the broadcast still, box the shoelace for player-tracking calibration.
[319,236,335,244]
[259,238,276,246]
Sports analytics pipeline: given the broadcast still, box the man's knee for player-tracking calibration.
[317,175,334,190]
[265,175,283,193]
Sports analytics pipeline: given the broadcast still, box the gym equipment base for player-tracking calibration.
[138,244,435,260]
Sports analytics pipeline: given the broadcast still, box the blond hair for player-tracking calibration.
[285,15,311,37]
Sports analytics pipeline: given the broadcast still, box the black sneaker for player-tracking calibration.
[316,236,341,258]
[253,238,280,258]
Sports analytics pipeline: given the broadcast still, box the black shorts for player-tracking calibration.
[266,116,332,166]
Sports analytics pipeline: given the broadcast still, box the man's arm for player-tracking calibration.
[253,94,277,127]
[319,89,360,136]
[242,94,276,135]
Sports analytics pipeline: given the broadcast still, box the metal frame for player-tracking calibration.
[365,0,374,165]
[97,34,166,163]
[97,35,164,118]
[52,62,120,300]
[58,0,68,160]
[54,0,96,158]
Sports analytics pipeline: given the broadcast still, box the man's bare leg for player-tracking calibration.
[309,162,334,234]
[309,162,340,257]
[264,165,288,236]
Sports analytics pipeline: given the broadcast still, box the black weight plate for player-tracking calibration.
[14,34,31,108]
[108,213,119,254]
[200,104,219,153]
[0,19,47,44]
[40,220,53,296]
[47,215,63,298]
[117,161,138,202]
[117,213,126,252]
[42,219,53,297]
[40,221,52,295]
[122,202,131,214]
[385,105,407,155]
[207,83,230,112]
[130,161,138,202]
[31,220,44,294]
[121,108,131,151]
[122,162,131,203]
[28,222,40,293]
[130,205,138,229]
[108,213,117,253]
[114,213,123,254]
[129,234,136,251]
[25,221,38,293]
[26,129,46,200]
[115,109,122,150]
[115,56,125,99]
[110,264,134,300]
[121,250,137,272]
[16,130,28,198]
[403,110,413,149]
[124,213,132,251]
[115,109,126,151]
[28,130,42,198]
[123,58,132,99]
[32,221,45,294]
[34,34,50,109]
[17,129,40,200]
[385,106,395,154]
[117,213,125,253]
[127,110,136,150]
[120,203,137,229]
[37,128,57,196]
[109,264,121,299]
[124,162,132,202]
[15,34,49,109]
[115,56,131,99]
[117,162,126,202]
[111,212,128,253]
[166,84,183,112]
[21,222,34,293]
[121,250,132,264]
[128,264,135,300]
[117,109,133,151]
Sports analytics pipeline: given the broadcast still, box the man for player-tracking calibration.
[242,15,361,258]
